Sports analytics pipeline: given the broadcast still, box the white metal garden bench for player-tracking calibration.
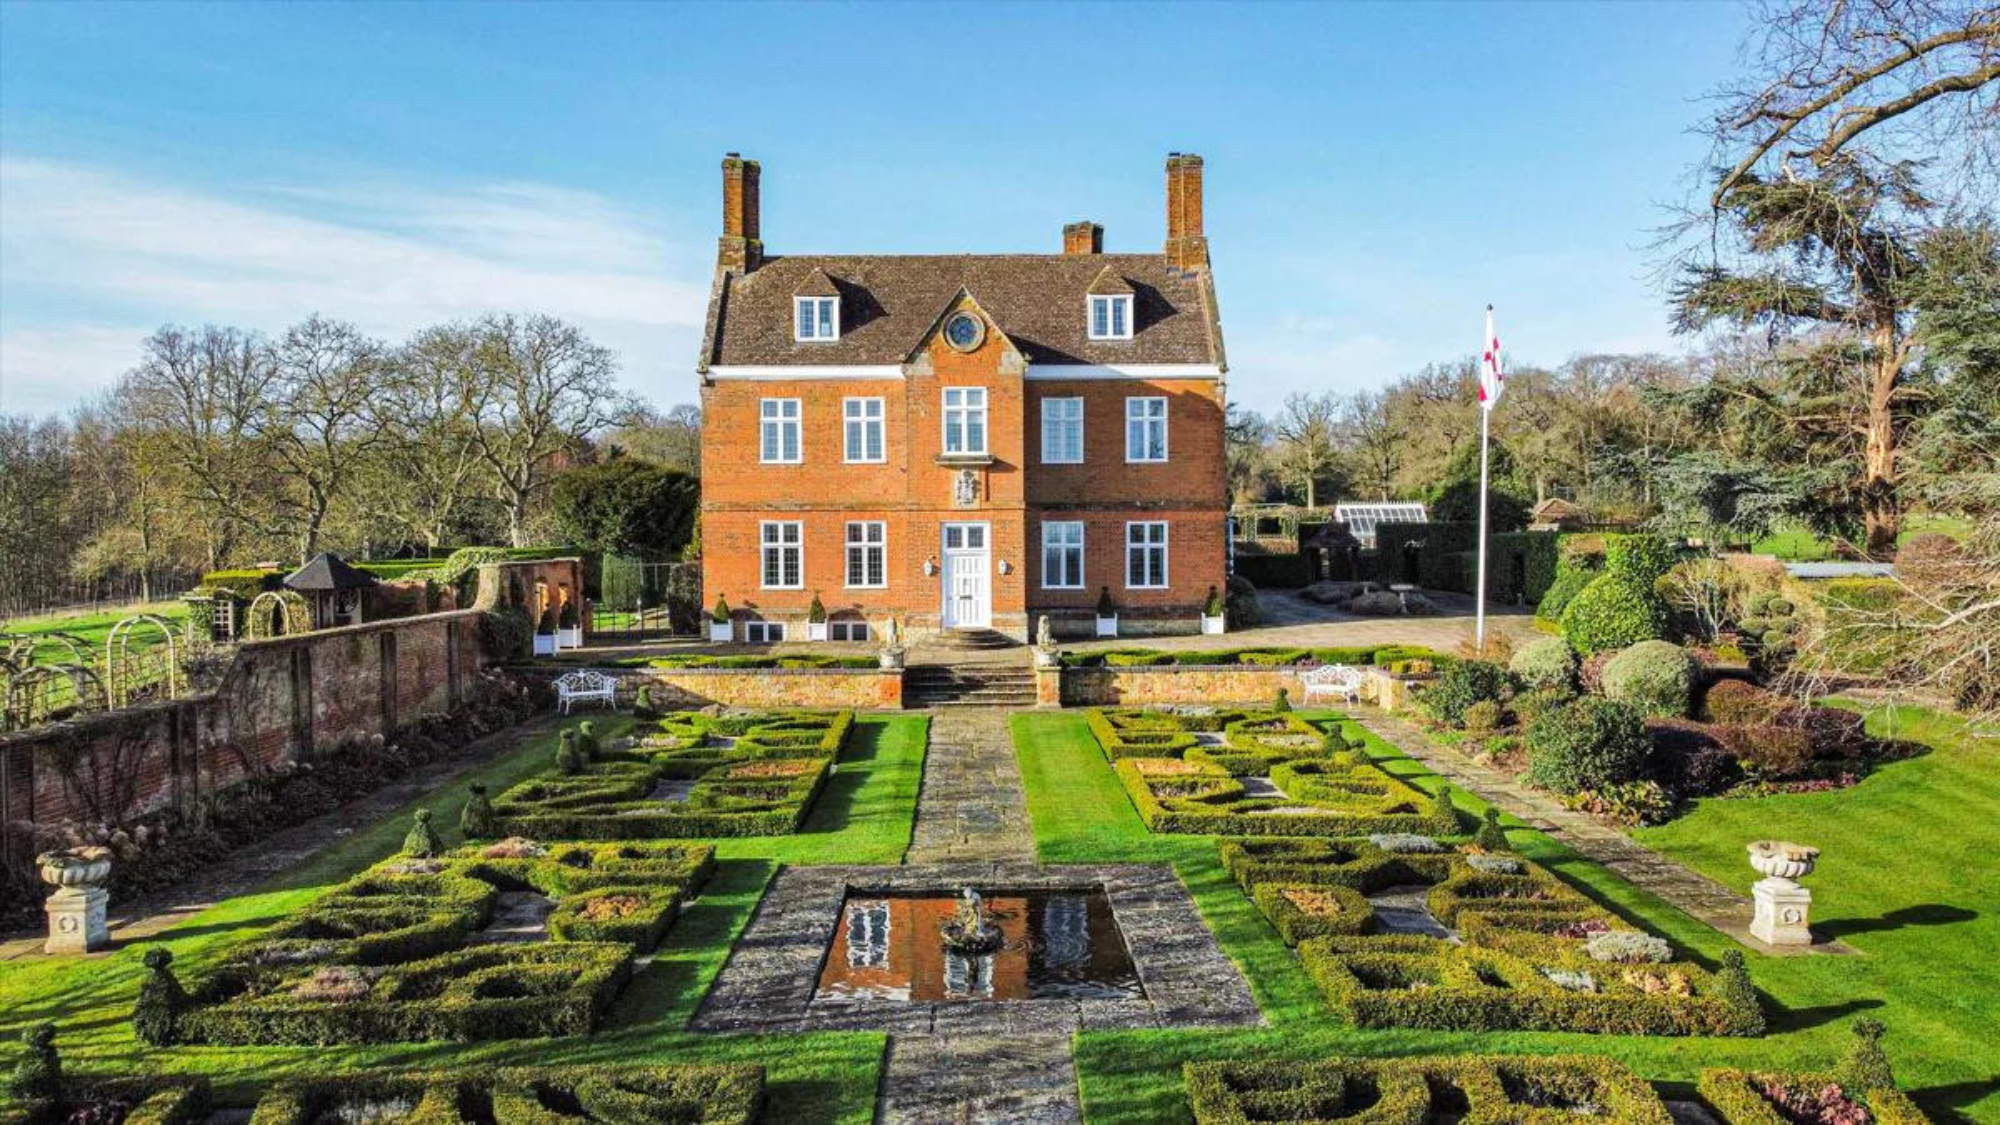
[1299,664,1366,706]
[554,670,618,715]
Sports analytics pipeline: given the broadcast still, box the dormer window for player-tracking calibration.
[1088,294,1132,340]
[795,296,839,342]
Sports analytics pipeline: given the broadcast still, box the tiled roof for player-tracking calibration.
[700,254,1223,369]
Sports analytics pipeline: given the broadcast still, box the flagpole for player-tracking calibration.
[1475,305,1493,653]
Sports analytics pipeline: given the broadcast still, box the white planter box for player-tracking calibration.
[807,622,830,642]
[558,626,583,649]
[708,621,734,643]
[1201,614,1226,635]
[533,633,557,656]
[1096,615,1118,638]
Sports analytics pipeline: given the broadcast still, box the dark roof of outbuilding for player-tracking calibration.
[283,553,378,591]
[699,254,1224,370]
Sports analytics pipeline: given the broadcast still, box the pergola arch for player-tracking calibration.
[245,590,313,640]
[105,613,182,708]
[2,663,107,731]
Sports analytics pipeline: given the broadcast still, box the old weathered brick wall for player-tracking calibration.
[1059,665,1302,707]
[601,666,904,711]
[0,559,575,867]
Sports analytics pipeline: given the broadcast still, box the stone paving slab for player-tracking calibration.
[1355,709,1856,957]
[878,1034,1081,1125]
[907,709,1034,863]
[691,861,1262,1037]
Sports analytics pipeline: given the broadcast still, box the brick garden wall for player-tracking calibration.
[529,665,904,712]
[0,558,582,868]
[1058,665,1304,707]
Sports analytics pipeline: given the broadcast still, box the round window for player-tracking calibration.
[943,312,985,353]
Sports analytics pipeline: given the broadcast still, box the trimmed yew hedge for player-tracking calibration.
[1117,756,1459,838]
[10,1077,211,1125]
[1062,644,1437,669]
[1185,1054,1673,1124]
[248,1063,765,1125]
[493,710,850,838]
[145,841,711,1046]
[1697,1068,1930,1124]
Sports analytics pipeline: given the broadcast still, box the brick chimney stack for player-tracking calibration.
[719,152,763,271]
[1062,221,1104,255]
[1165,153,1208,272]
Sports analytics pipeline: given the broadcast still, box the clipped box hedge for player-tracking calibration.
[493,710,850,838]
[1186,1053,1673,1124]
[248,1063,765,1125]
[10,1076,210,1125]
[151,840,711,1047]
[1062,644,1438,669]
[1697,1068,1930,1125]
[1252,882,1375,943]
[1219,837,1459,894]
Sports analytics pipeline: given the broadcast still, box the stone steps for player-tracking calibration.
[905,663,1036,708]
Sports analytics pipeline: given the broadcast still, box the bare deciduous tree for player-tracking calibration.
[265,316,389,561]
[1271,391,1342,509]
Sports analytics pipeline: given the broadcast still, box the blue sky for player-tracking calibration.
[0,0,1749,418]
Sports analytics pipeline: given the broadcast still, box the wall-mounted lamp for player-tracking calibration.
[923,557,938,578]
[998,559,1013,576]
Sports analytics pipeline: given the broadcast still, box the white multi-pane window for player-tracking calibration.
[795,296,838,341]
[1126,397,1168,462]
[829,620,870,642]
[1126,521,1168,588]
[845,521,886,588]
[1042,521,1085,589]
[743,620,787,643]
[760,399,801,463]
[844,397,885,463]
[943,387,987,455]
[1041,397,1083,464]
[1088,294,1133,340]
[760,521,802,588]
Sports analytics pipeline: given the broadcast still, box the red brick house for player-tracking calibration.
[697,153,1228,642]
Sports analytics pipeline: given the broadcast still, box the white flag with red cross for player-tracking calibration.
[1480,305,1504,410]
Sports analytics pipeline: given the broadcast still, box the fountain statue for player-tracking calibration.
[938,887,1004,955]
[1747,839,1819,946]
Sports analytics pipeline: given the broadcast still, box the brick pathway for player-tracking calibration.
[1355,708,1855,957]
[0,715,561,962]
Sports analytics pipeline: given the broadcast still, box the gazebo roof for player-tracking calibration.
[283,552,378,591]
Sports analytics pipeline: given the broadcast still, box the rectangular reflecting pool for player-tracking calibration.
[815,888,1143,1003]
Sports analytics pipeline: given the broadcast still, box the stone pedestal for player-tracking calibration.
[45,885,110,954]
[1750,877,1813,946]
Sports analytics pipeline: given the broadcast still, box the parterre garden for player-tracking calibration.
[1,692,1992,1122]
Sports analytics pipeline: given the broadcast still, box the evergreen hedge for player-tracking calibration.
[247,1064,764,1125]
[1186,1054,1674,1124]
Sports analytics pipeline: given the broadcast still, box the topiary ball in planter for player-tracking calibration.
[1601,640,1699,718]
[1525,698,1651,796]
[402,808,444,858]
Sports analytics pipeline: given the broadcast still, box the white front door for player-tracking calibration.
[941,522,991,629]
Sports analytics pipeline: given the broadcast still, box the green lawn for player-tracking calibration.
[0,711,929,1123]
[1013,708,1998,1124]
[2,600,188,656]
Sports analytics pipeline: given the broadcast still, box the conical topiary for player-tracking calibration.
[1425,783,1459,830]
[555,730,583,775]
[1473,807,1510,853]
[8,1022,59,1110]
[576,721,600,760]
[133,948,189,1046]
[460,783,497,840]
[634,685,657,719]
[1838,1017,1895,1092]
[1716,949,1764,1035]
[1272,687,1292,713]
[403,808,443,858]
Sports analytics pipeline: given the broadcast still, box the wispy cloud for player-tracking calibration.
[0,158,710,415]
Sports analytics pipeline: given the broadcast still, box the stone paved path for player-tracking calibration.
[906,708,1034,864]
[884,707,1079,1123]
[1355,708,1855,957]
[0,714,561,961]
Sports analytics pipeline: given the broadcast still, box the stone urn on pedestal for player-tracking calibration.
[1747,840,1819,946]
[38,846,114,954]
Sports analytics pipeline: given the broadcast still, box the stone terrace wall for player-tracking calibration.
[1058,665,1305,707]
[0,558,581,867]
[528,665,903,712]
